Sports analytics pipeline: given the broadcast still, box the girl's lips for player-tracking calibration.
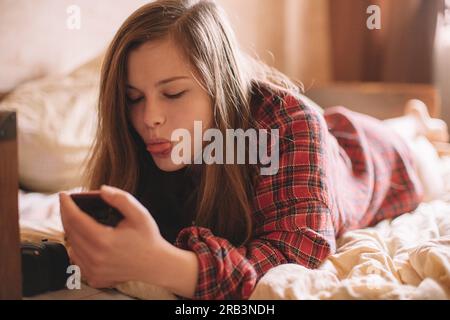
[146,142,172,157]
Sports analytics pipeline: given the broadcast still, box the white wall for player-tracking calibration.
[0,0,149,92]
[0,0,332,93]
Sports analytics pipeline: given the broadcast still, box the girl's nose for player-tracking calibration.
[143,101,166,128]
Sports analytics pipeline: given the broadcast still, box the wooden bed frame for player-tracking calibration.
[305,82,441,119]
[0,111,21,300]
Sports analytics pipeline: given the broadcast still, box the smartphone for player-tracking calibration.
[70,191,124,227]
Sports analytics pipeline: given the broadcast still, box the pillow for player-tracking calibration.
[0,55,103,193]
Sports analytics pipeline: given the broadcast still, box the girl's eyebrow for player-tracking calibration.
[126,76,190,91]
[156,76,189,86]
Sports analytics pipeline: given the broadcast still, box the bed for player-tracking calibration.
[15,157,450,300]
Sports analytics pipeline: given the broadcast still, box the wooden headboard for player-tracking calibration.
[306,82,441,120]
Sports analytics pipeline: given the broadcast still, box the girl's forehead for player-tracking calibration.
[127,40,193,86]
[130,38,189,62]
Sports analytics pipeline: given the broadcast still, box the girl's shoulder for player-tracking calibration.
[249,81,326,132]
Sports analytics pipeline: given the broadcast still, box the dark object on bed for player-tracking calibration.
[21,240,70,297]
[71,191,124,227]
[0,111,22,300]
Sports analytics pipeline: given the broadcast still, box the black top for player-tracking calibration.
[136,163,202,244]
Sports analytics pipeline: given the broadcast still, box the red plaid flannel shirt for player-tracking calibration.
[174,83,424,300]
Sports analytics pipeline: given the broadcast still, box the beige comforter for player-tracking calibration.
[250,200,450,300]
[19,170,450,300]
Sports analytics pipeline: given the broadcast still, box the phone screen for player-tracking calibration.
[70,191,124,227]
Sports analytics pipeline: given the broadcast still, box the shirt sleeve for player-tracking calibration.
[174,93,337,300]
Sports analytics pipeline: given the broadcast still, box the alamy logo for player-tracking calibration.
[66,5,81,30]
[171,121,280,176]
[66,265,81,290]
[367,5,381,30]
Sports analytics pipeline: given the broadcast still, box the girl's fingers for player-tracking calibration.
[99,185,148,224]
[68,237,114,287]
[65,231,99,267]
[60,192,110,243]
[67,246,76,265]
[68,246,90,281]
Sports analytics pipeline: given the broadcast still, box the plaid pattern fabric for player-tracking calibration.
[174,84,424,300]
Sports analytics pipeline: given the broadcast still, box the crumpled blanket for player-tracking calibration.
[250,200,450,300]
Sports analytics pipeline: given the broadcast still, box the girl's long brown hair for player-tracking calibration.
[83,0,302,247]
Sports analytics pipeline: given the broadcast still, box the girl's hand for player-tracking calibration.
[59,185,170,289]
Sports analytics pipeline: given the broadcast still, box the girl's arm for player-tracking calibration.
[173,202,333,300]
[142,241,199,299]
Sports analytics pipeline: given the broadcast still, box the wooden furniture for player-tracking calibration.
[305,82,441,120]
[328,0,441,83]
[0,111,22,300]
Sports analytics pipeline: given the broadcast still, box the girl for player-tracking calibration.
[59,0,448,300]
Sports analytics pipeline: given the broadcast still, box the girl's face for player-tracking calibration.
[127,38,213,172]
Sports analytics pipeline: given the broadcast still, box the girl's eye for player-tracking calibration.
[164,91,186,100]
[127,96,144,105]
